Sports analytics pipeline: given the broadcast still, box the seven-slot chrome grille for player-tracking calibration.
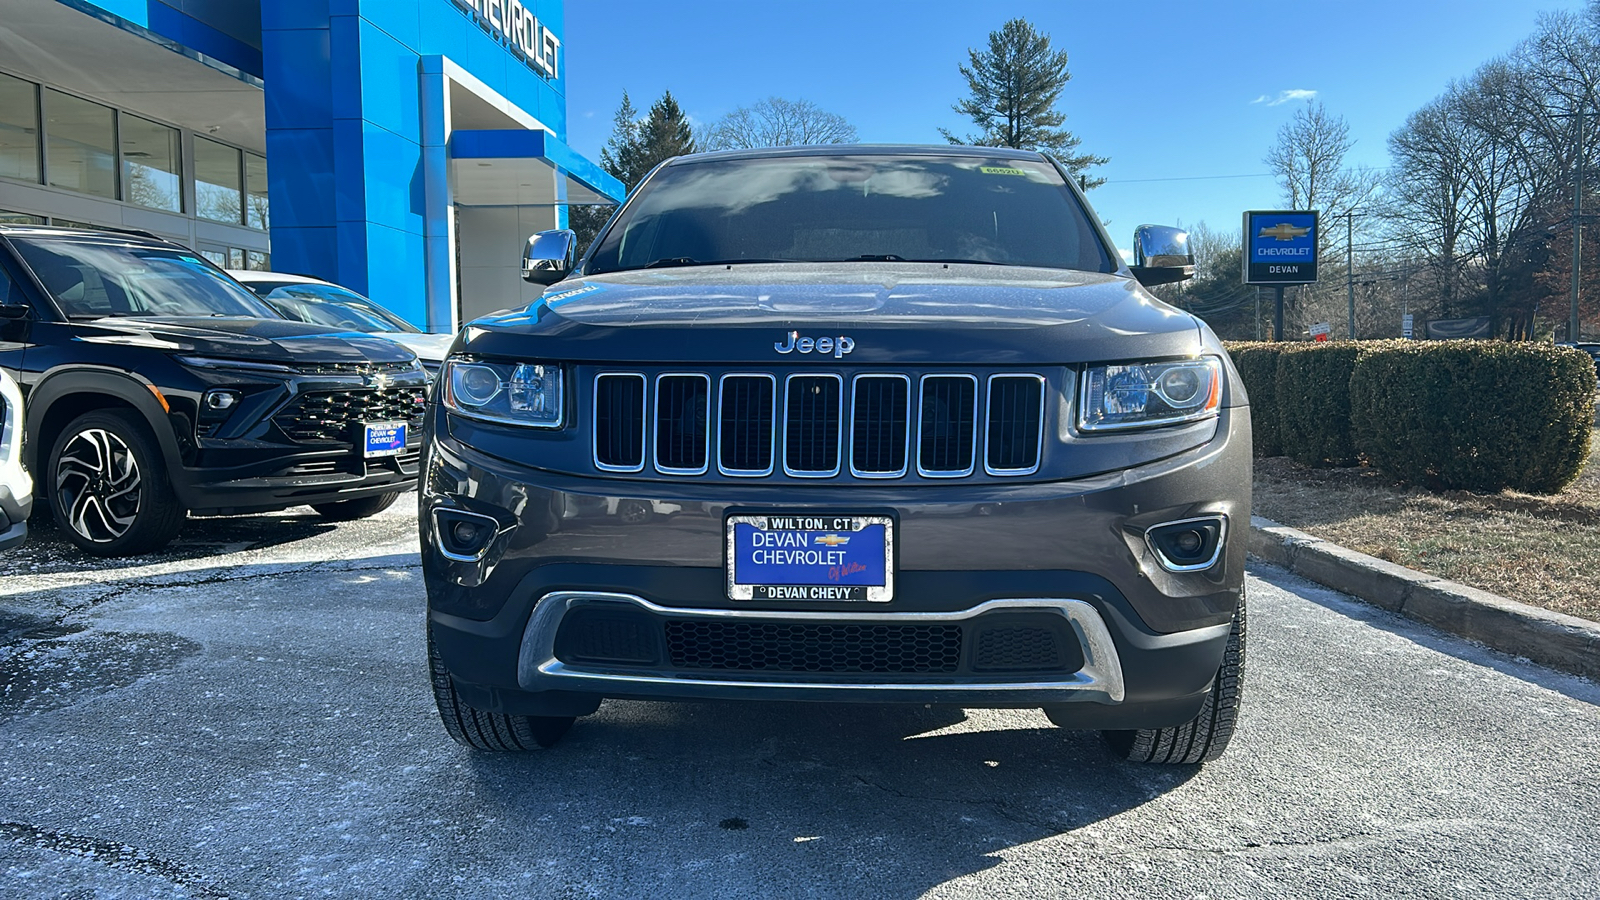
[592,370,1049,480]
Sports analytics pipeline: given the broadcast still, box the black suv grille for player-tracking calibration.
[594,374,646,470]
[590,369,1049,481]
[655,375,710,473]
[665,620,963,673]
[919,375,977,475]
[274,387,427,443]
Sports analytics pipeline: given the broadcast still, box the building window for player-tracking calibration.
[246,250,271,271]
[45,88,117,200]
[0,73,40,183]
[0,209,45,225]
[194,136,242,224]
[245,152,268,230]
[120,114,182,213]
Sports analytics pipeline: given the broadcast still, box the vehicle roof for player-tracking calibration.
[226,270,333,286]
[0,224,183,249]
[663,143,1052,166]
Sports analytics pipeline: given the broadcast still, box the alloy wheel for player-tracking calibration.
[55,427,142,543]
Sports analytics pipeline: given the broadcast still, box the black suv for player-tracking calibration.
[0,226,430,555]
[422,147,1251,764]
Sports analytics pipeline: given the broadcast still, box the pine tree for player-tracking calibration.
[940,18,1107,186]
[635,91,696,174]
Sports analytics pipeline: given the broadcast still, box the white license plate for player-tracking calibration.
[363,421,406,458]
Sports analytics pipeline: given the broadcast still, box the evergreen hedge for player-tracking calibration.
[1349,341,1595,494]
[1223,342,1286,457]
[1274,342,1364,467]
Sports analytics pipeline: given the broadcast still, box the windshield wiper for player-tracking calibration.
[643,257,788,269]
[838,254,905,262]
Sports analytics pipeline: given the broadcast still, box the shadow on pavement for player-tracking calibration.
[460,698,1198,898]
[10,512,342,575]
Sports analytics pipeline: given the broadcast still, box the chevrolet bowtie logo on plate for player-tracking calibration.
[816,534,851,547]
[1258,223,1311,241]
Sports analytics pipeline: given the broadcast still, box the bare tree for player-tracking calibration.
[704,97,857,150]
[1386,96,1473,317]
[1264,101,1381,256]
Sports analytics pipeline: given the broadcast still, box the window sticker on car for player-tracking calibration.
[980,166,1027,176]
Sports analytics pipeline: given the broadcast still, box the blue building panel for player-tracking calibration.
[255,0,610,329]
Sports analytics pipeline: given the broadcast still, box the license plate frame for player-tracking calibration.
[725,514,894,602]
[362,421,407,458]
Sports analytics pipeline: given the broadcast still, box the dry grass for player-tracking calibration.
[1252,428,1600,623]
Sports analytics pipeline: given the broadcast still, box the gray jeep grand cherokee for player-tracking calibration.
[421,145,1251,765]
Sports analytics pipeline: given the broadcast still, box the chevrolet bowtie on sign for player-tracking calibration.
[1243,210,1319,285]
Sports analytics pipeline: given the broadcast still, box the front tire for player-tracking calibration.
[47,409,185,556]
[1103,590,1246,765]
[311,492,400,521]
[427,623,573,751]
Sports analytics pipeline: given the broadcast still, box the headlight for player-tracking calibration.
[1079,356,1222,432]
[440,359,564,428]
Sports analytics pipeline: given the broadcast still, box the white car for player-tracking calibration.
[1,368,33,551]
[228,271,456,375]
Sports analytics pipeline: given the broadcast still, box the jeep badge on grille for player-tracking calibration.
[774,331,855,358]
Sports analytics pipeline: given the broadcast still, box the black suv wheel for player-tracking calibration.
[1102,591,1246,765]
[427,623,573,751]
[47,409,185,556]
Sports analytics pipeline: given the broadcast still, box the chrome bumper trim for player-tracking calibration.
[515,592,1126,703]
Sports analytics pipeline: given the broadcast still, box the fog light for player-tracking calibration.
[432,508,501,562]
[1145,517,1226,572]
[204,390,238,411]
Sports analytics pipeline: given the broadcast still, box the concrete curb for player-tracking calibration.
[1249,515,1600,680]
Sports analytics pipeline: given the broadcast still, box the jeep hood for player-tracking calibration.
[460,263,1203,364]
[77,316,420,366]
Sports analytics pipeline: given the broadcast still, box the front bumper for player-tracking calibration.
[174,445,420,515]
[422,404,1249,722]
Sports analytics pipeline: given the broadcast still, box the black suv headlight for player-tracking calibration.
[439,359,564,428]
[1079,356,1222,432]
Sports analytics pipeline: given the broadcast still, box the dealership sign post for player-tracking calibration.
[1243,210,1319,341]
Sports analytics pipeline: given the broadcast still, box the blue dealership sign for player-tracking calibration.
[1243,210,1319,284]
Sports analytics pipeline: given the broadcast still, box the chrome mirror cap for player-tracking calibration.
[522,230,577,285]
[1130,225,1196,287]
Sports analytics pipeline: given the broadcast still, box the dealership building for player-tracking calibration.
[0,0,623,329]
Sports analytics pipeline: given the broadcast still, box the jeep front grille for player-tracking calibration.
[590,369,1050,481]
[665,620,963,674]
[273,387,427,444]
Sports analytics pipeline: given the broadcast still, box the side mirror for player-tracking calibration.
[1130,225,1195,287]
[522,230,577,285]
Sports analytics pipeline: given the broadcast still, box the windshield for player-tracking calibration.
[255,283,419,333]
[585,153,1115,276]
[11,238,278,319]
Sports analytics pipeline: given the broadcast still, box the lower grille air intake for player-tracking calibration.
[665,620,963,673]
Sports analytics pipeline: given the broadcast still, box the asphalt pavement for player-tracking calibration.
[1,497,1597,899]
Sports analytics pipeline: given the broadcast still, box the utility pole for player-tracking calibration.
[1573,108,1585,343]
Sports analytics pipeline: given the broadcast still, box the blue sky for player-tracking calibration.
[564,1,1586,253]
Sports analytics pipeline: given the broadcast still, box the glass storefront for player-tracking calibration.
[44,88,117,200]
[121,113,182,213]
[0,73,39,183]
[195,136,242,225]
[0,71,268,253]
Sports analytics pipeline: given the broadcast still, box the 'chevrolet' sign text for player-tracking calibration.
[451,0,561,79]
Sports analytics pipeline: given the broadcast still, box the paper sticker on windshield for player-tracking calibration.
[980,166,1027,176]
